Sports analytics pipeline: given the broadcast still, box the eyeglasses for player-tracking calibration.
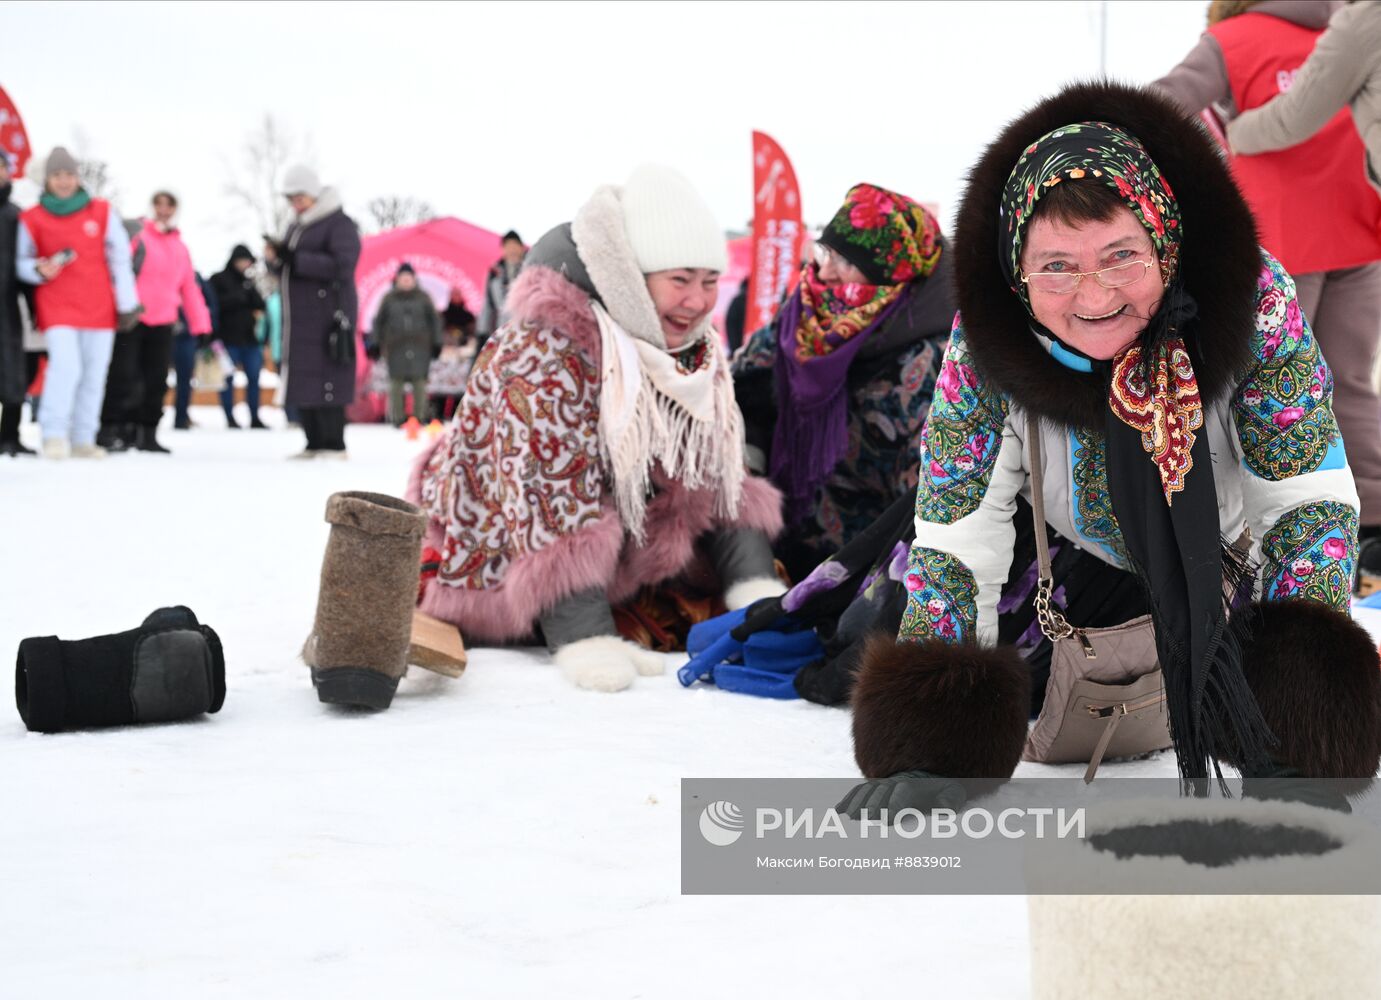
[1020,258,1154,295]
[813,243,844,267]
[813,243,868,281]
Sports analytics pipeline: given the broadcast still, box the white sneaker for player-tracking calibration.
[288,449,318,461]
[42,438,70,460]
[71,443,108,459]
[315,449,348,461]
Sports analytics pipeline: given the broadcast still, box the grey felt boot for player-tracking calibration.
[303,491,427,710]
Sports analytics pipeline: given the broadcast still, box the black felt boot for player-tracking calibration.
[15,607,226,733]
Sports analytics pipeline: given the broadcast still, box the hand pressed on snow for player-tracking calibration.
[554,635,664,693]
[835,770,967,821]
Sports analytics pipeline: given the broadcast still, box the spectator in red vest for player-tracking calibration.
[1157,0,1381,593]
[99,190,212,454]
[1227,0,1381,199]
[15,147,141,460]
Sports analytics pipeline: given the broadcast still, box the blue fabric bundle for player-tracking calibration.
[678,607,823,699]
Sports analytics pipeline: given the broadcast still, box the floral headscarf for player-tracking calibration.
[819,183,943,286]
[795,184,943,361]
[999,122,1182,313]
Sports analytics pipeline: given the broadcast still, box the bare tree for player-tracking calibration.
[70,127,119,203]
[77,158,117,200]
[223,114,312,239]
[366,195,436,232]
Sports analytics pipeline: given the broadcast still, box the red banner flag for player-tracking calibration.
[0,85,32,176]
[747,131,804,333]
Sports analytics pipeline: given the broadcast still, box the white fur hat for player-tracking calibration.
[281,164,323,199]
[619,164,727,275]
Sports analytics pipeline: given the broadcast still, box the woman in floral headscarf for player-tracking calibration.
[733,184,955,581]
[832,81,1380,812]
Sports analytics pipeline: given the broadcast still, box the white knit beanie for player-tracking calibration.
[282,164,323,199]
[619,164,727,274]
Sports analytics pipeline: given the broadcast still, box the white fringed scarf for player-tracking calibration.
[592,301,744,542]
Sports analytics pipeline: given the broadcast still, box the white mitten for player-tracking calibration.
[553,635,665,692]
[724,576,787,611]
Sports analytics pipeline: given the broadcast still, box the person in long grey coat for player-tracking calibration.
[372,262,442,425]
[265,164,361,459]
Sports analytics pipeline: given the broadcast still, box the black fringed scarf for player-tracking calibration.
[1000,122,1276,790]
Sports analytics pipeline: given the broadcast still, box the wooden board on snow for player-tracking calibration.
[408,609,467,678]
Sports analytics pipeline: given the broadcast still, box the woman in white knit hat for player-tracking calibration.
[406,164,786,691]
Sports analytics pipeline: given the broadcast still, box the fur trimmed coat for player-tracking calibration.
[407,244,783,647]
[852,81,1380,785]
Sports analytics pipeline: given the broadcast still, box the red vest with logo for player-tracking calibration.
[21,198,117,330]
[1210,12,1381,275]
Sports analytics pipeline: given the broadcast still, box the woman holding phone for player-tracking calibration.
[15,146,140,459]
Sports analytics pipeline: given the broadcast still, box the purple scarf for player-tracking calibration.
[770,284,910,522]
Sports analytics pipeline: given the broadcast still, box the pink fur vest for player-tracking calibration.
[406,265,783,643]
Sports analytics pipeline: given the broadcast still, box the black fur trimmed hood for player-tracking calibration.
[953,80,1261,430]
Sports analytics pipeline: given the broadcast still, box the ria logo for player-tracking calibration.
[698,800,745,846]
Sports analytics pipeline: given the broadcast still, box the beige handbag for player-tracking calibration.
[1020,424,1173,781]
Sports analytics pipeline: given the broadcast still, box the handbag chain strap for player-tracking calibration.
[1028,418,1076,642]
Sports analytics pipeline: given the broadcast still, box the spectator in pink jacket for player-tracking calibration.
[98,190,211,454]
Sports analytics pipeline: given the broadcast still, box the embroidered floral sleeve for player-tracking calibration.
[1260,501,1357,611]
[901,316,1023,646]
[419,320,607,589]
[1233,253,1345,481]
[900,548,979,643]
[916,317,1009,524]
[1231,251,1362,611]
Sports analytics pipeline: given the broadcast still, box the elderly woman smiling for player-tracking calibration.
[837,81,1379,813]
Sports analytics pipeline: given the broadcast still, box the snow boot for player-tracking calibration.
[303,491,427,710]
[133,425,171,454]
[15,606,226,733]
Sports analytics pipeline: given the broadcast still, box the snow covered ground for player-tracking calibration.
[2,406,1378,999]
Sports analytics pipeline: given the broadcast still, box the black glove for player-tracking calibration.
[835,770,968,821]
[196,334,212,350]
[16,606,226,733]
[1242,763,1352,814]
[116,305,145,333]
[267,239,294,266]
[365,338,381,361]
[431,343,442,360]
[729,596,788,640]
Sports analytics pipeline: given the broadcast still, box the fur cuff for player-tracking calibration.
[1236,600,1381,782]
[725,576,787,611]
[851,635,1031,780]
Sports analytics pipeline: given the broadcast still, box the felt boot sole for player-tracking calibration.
[312,667,400,710]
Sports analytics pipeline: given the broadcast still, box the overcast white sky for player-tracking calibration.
[1,0,1210,272]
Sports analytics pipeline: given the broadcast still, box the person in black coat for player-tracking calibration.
[476,229,525,356]
[723,275,749,356]
[371,262,442,425]
[0,153,35,456]
[264,165,361,459]
[210,244,268,428]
